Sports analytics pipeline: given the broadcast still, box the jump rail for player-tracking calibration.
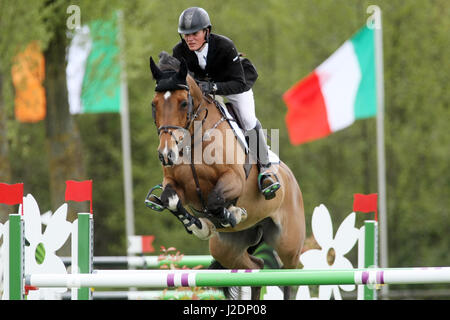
[26,267,450,289]
[61,255,214,269]
[4,201,449,301]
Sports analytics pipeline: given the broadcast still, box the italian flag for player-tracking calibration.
[284,26,377,145]
[66,14,121,114]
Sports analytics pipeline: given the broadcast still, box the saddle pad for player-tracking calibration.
[216,102,280,164]
[268,149,280,164]
[216,102,249,154]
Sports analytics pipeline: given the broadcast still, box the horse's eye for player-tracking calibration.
[180,100,188,109]
[151,102,156,109]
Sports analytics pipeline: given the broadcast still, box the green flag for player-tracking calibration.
[67,14,121,114]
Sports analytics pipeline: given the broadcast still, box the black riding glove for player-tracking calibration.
[197,81,217,94]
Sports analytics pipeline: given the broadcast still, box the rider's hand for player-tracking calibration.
[198,81,217,94]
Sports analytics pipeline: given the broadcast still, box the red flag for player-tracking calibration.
[0,183,24,215]
[0,182,24,205]
[141,235,155,253]
[65,180,93,214]
[353,193,378,221]
[283,72,331,145]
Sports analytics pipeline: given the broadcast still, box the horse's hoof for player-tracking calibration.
[218,207,237,228]
[228,206,247,224]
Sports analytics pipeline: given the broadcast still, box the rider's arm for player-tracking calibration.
[213,44,247,95]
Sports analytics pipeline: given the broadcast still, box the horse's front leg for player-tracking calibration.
[160,182,216,240]
[207,170,247,228]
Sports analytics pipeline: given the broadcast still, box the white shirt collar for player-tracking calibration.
[194,43,208,70]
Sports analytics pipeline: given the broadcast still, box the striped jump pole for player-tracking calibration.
[25,267,450,289]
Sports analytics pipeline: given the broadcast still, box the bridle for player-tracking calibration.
[151,81,240,216]
[152,84,208,148]
[152,83,210,212]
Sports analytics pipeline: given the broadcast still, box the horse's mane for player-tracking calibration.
[156,51,203,102]
[157,51,180,72]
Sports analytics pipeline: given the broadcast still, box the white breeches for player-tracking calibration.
[223,89,257,131]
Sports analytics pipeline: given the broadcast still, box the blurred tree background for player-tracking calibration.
[0,0,448,283]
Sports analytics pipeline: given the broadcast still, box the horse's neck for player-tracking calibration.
[189,97,225,148]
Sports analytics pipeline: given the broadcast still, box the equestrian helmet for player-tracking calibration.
[178,7,211,34]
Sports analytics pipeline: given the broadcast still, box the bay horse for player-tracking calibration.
[147,52,305,299]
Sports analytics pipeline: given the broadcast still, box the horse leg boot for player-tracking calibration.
[161,183,215,240]
[248,120,281,200]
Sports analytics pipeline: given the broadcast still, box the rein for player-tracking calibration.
[154,85,210,213]
[153,85,237,216]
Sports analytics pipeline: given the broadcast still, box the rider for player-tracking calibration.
[172,6,280,200]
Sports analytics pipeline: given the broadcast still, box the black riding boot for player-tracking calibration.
[248,120,281,200]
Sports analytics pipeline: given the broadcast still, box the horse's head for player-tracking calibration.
[149,53,201,167]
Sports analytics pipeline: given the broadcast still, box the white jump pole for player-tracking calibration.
[25,267,450,289]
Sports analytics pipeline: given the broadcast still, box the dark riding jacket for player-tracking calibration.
[172,33,257,96]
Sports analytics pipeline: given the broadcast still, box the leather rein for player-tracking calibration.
[153,84,211,213]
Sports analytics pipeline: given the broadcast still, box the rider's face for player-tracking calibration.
[183,30,207,51]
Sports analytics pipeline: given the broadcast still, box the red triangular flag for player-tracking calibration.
[65,180,93,214]
[353,193,378,221]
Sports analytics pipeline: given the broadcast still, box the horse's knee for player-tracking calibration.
[207,171,244,211]
[160,184,180,211]
[207,188,226,211]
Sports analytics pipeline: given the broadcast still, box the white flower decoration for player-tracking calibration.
[21,194,72,299]
[297,204,359,300]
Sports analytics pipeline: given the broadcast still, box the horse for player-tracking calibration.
[147,52,305,299]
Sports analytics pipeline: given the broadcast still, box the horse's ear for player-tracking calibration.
[177,58,188,81]
[150,56,163,81]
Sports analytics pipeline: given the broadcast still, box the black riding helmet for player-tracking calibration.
[178,7,211,35]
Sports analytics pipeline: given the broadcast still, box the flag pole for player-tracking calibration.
[371,5,389,298]
[117,10,135,246]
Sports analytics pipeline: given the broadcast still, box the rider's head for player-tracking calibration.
[178,7,211,51]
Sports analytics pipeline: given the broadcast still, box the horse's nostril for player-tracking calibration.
[158,152,165,163]
[167,150,177,166]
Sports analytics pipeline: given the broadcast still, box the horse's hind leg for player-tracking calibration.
[273,195,305,299]
[209,229,265,300]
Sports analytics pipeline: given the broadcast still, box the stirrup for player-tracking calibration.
[144,184,165,212]
[258,170,281,200]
